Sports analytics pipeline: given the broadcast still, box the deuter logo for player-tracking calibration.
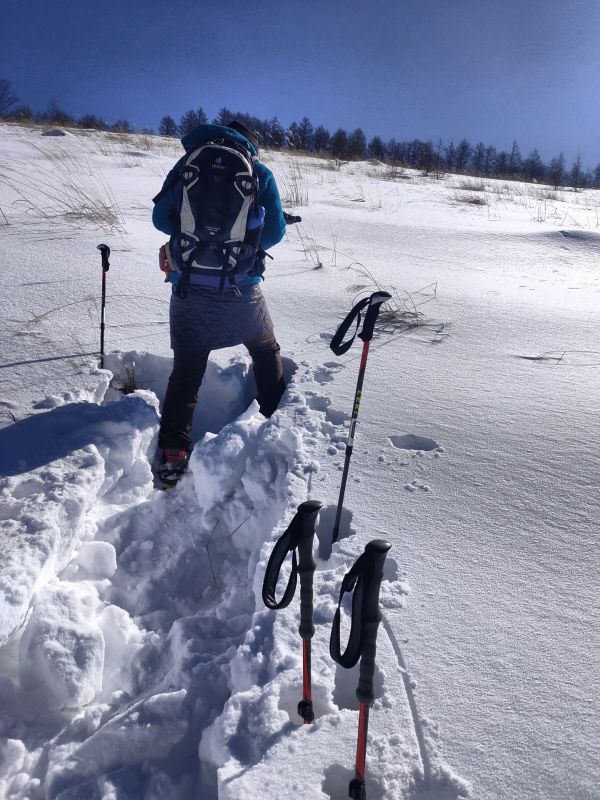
[213,156,226,169]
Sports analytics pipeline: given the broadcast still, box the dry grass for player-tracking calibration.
[450,191,489,206]
[279,154,309,206]
[0,142,126,233]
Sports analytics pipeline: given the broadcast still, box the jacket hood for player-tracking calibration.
[181,123,258,156]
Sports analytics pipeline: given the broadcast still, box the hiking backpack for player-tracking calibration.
[171,138,264,296]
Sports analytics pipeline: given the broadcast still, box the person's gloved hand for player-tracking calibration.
[159,243,171,282]
[159,242,180,285]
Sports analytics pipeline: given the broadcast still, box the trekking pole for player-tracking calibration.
[330,291,391,544]
[330,539,392,800]
[262,499,322,723]
[97,243,111,369]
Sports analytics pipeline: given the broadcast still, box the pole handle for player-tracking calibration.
[355,540,391,704]
[296,500,323,639]
[329,540,391,689]
[97,243,110,272]
[261,500,322,614]
[358,292,391,343]
[329,291,391,356]
[296,500,321,639]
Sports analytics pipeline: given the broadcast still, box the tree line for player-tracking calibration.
[1,79,598,190]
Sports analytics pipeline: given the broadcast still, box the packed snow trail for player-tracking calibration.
[0,352,469,799]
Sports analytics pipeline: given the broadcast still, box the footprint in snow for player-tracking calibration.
[390,433,443,453]
[306,395,351,427]
[314,362,344,385]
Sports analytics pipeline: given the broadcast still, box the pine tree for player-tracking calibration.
[313,125,330,152]
[494,151,510,176]
[112,119,134,133]
[347,128,366,160]
[296,116,314,151]
[330,128,349,159]
[368,136,386,160]
[387,138,401,163]
[454,139,472,172]
[444,141,456,171]
[213,107,233,126]
[179,109,207,136]
[44,101,74,127]
[78,114,107,130]
[482,146,496,175]
[507,141,522,177]
[267,117,286,148]
[418,141,436,174]
[287,122,300,149]
[159,115,178,137]
[522,150,546,182]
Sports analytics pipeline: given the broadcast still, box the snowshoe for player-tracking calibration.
[157,448,190,490]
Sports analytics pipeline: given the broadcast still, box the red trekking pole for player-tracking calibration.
[262,500,322,723]
[97,243,111,369]
[330,539,392,799]
[330,292,391,545]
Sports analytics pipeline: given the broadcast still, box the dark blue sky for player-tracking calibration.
[2,0,599,166]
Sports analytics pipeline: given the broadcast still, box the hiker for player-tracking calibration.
[152,119,287,486]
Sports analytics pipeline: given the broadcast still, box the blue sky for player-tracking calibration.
[2,0,599,166]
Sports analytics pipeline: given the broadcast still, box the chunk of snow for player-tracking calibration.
[19,582,105,708]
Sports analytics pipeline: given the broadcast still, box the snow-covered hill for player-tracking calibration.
[0,124,599,799]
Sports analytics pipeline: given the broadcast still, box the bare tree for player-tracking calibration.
[0,79,18,116]
[569,155,584,190]
[548,153,565,188]
[471,142,487,174]
[8,105,33,122]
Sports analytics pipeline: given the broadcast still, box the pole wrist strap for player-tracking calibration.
[262,519,300,610]
[329,297,371,356]
[329,551,371,668]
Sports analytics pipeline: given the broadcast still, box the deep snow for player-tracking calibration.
[0,124,599,800]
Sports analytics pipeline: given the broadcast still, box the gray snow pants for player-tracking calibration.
[158,333,285,451]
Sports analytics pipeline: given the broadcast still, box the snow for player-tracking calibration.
[1,123,599,799]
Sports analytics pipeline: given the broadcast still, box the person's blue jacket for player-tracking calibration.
[152,124,286,286]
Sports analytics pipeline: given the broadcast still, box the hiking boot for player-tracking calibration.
[158,448,190,489]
